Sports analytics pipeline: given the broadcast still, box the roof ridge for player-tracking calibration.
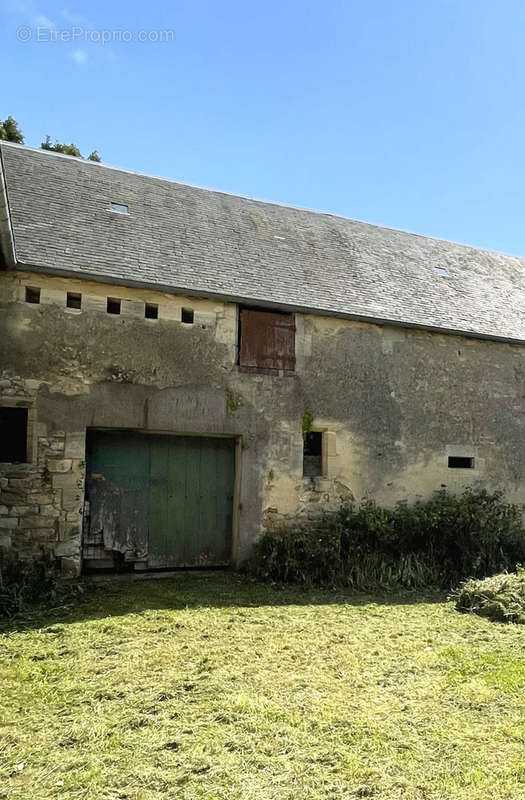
[1,140,521,262]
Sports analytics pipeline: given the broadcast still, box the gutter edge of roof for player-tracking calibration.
[11,260,525,348]
[0,147,16,268]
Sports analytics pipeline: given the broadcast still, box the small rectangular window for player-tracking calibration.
[67,292,82,309]
[303,431,323,478]
[107,297,121,315]
[448,456,474,469]
[181,308,194,324]
[0,407,28,463]
[25,286,40,304]
[145,303,158,320]
[108,202,129,215]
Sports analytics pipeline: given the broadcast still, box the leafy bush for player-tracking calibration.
[247,489,525,590]
[455,569,525,623]
[0,552,86,618]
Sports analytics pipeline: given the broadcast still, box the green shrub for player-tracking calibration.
[454,569,525,623]
[246,489,525,590]
[0,552,86,618]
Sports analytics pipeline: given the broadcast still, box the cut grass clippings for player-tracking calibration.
[1,573,525,799]
[455,569,525,624]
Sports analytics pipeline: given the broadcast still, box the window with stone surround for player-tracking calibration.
[303,431,323,478]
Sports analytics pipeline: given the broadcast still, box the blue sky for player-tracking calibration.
[2,0,525,254]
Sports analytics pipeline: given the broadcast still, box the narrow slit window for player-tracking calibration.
[448,456,474,469]
[145,302,158,320]
[67,292,82,310]
[25,286,40,304]
[107,297,121,315]
[0,407,28,463]
[181,308,194,324]
[303,431,323,478]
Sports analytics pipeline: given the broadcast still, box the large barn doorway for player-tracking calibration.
[83,430,236,571]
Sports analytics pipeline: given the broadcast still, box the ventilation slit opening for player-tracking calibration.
[25,287,40,304]
[145,303,158,320]
[107,298,121,315]
[448,456,474,469]
[67,292,82,310]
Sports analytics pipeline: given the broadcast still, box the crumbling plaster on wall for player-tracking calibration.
[3,269,525,571]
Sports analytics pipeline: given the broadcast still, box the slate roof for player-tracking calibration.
[2,140,525,342]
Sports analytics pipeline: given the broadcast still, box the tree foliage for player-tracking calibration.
[40,135,101,161]
[41,135,81,157]
[1,116,101,160]
[0,116,24,143]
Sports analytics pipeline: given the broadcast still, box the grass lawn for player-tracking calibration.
[1,574,525,800]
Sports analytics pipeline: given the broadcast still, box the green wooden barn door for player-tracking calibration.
[86,432,235,569]
[148,435,235,567]
[86,431,150,564]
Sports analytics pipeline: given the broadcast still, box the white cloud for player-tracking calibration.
[34,14,54,28]
[70,48,88,64]
[13,0,55,28]
[60,8,85,25]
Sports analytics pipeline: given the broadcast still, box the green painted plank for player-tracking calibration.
[148,435,170,566]
[182,437,202,565]
[198,438,218,564]
[214,439,235,563]
[164,436,186,565]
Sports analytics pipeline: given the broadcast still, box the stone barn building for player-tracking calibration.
[2,141,525,575]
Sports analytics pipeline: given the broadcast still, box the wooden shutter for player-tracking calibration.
[239,310,295,371]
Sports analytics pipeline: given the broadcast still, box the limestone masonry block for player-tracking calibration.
[48,459,72,473]
[39,505,60,517]
[64,432,86,459]
[62,489,82,511]
[19,516,56,529]
[31,494,54,505]
[0,491,26,505]
[1,517,19,529]
[49,441,65,452]
[58,520,79,541]
[52,473,79,489]
[29,528,58,542]
[8,478,33,488]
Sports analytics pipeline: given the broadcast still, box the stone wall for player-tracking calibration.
[0,375,84,574]
[3,268,525,573]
